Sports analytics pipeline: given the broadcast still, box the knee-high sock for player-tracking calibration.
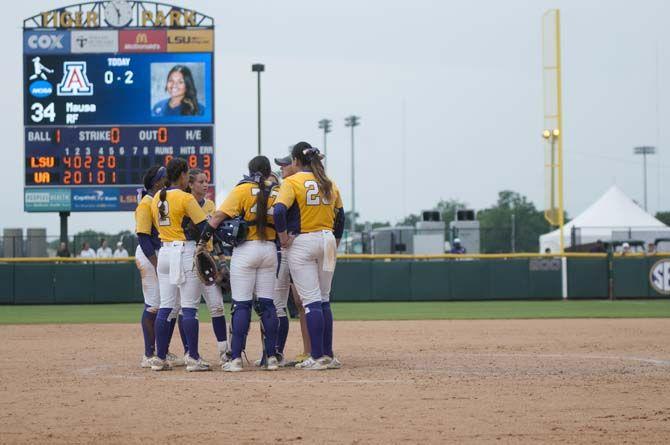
[141,305,157,357]
[322,302,334,358]
[258,297,278,358]
[181,308,200,360]
[155,308,173,360]
[230,300,252,360]
[305,301,324,359]
[177,314,188,354]
[277,315,289,355]
[211,316,227,343]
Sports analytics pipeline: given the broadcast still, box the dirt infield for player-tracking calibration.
[1,319,669,444]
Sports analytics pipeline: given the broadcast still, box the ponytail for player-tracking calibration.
[247,156,272,241]
[310,156,332,203]
[158,187,168,220]
[291,142,332,202]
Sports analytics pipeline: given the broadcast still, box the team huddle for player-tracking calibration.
[134,141,345,372]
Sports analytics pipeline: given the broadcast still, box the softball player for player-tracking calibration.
[135,165,184,368]
[184,168,230,364]
[149,158,211,372]
[273,142,345,370]
[273,155,311,363]
[202,155,280,372]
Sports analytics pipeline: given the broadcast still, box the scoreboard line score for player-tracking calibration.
[23,1,215,212]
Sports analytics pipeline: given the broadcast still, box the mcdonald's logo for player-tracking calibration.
[119,30,166,53]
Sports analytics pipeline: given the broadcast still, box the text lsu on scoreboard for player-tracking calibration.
[23,25,215,212]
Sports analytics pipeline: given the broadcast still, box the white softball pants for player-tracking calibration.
[286,230,337,306]
[202,281,225,317]
[135,245,160,309]
[230,240,278,301]
[274,248,290,317]
[157,241,201,309]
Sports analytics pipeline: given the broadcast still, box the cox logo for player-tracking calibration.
[29,80,53,98]
[28,34,64,50]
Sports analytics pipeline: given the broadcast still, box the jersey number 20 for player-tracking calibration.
[305,180,329,206]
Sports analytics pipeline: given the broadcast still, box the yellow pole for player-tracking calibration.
[555,10,565,254]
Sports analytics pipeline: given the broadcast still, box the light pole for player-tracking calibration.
[251,63,265,155]
[633,146,656,211]
[318,119,332,168]
[344,115,360,233]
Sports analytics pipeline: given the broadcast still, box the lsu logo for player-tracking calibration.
[57,61,93,96]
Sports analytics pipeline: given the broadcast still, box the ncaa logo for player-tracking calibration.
[28,34,64,50]
[29,80,53,98]
[57,61,94,96]
[649,259,670,295]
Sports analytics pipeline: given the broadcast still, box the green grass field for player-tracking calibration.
[0,300,668,324]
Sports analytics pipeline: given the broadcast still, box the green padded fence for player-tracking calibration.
[1,257,667,304]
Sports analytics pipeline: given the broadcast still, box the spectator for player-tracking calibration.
[96,239,112,258]
[647,242,656,256]
[589,239,606,253]
[450,238,466,254]
[56,241,71,258]
[621,242,631,256]
[113,241,129,258]
[79,242,96,258]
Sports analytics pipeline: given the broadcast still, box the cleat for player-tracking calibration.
[264,356,279,371]
[186,357,211,372]
[166,352,185,367]
[184,354,197,368]
[219,349,232,366]
[294,353,310,363]
[253,357,264,368]
[140,355,154,369]
[222,358,243,372]
[150,357,172,371]
[295,356,329,371]
[326,356,342,369]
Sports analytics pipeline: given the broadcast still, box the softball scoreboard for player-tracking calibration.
[23,1,214,212]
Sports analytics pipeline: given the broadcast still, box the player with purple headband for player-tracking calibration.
[135,165,185,368]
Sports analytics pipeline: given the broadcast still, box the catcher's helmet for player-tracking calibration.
[214,217,249,247]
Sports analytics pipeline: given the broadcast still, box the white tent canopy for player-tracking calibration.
[539,185,670,252]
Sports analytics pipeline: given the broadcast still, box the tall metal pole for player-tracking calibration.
[634,146,656,211]
[643,151,648,210]
[318,119,332,169]
[251,64,265,155]
[345,115,360,233]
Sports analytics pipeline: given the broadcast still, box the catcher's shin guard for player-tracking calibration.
[230,300,252,360]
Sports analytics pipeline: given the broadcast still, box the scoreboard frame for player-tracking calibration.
[23,1,215,213]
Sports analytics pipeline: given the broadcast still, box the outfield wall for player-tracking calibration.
[0,256,667,304]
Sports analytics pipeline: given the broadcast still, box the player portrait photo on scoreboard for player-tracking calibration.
[150,63,206,117]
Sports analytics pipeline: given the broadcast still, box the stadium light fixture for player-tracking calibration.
[633,146,656,211]
[345,115,361,235]
[318,119,332,169]
[251,63,265,155]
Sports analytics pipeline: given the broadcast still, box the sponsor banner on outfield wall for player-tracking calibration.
[167,30,213,52]
[71,30,118,53]
[24,30,71,54]
[119,30,167,53]
[24,188,71,212]
[71,188,119,211]
[650,259,670,295]
[119,187,142,211]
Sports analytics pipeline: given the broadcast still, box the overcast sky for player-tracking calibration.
[2,0,669,237]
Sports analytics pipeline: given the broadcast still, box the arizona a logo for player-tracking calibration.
[57,61,93,96]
